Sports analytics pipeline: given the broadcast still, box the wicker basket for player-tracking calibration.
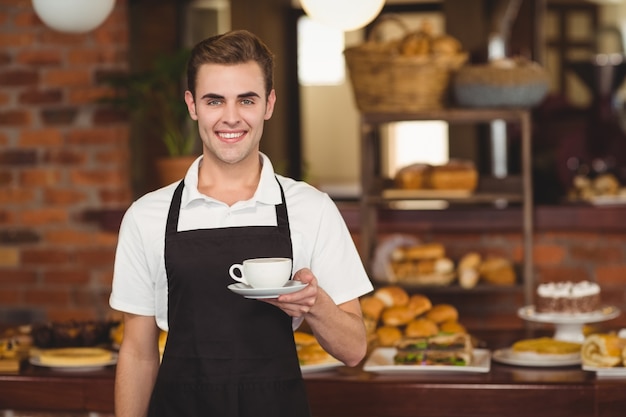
[344,17,468,113]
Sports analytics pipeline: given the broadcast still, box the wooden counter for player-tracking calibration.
[1,330,625,417]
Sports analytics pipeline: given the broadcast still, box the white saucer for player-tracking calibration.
[227,281,307,299]
[492,348,581,367]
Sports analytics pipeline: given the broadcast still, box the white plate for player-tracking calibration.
[300,359,343,374]
[518,305,620,324]
[363,348,490,374]
[227,281,307,299]
[582,365,626,377]
[589,195,626,206]
[492,348,581,367]
[29,353,118,372]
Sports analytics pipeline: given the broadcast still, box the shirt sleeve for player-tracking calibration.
[309,194,374,304]
[109,204,159,317]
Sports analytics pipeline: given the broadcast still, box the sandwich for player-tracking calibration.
[393,333,473,366]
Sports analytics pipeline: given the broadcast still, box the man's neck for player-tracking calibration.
[197,153,262,206]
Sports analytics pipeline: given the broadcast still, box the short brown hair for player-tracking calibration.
[187,30,275,99]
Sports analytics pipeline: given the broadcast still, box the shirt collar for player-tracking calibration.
[181,153,280,207]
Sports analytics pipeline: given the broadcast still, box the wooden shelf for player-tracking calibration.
[358,108,534,304]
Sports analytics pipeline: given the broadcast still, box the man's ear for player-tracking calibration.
[264,89,276,120]
[185,90,198,120]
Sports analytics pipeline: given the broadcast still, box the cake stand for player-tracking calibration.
[518,305,621,343]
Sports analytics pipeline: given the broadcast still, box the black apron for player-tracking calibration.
[148,179,311,417]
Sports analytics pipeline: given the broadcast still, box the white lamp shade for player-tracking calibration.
[32,0,115,33]
[300,0,384,32]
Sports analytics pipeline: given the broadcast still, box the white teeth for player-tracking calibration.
[219,132,243,139]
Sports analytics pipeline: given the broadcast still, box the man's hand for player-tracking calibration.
[262,268,317,317]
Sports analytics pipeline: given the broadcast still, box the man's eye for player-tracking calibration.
[241,99,254,105]
[208,99,222,106]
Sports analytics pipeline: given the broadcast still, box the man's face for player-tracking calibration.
[185,61,276,166]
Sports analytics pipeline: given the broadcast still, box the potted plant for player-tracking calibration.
[102,48,198,187]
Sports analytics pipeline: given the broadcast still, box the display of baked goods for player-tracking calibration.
[361,286,469,350]
[568,172,626,204]
[392,160,478,194]
[581,333,626,368]
[372,234,517,288]
[535,281,601,314]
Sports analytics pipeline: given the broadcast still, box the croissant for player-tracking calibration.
[581,334,626,368]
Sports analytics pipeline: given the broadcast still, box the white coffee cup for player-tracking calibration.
[229,257,292,288]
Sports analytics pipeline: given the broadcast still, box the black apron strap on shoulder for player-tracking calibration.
[165,180,185,235]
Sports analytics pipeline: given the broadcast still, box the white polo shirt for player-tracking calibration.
[109,153,373,331]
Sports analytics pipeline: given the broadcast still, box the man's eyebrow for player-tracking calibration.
[199,92,261,100]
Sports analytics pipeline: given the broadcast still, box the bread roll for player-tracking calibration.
[374,286,409,307]
[480,257,516,285]
[458,252,481,271]
[439,320,466,334]
[376,326,403,347]
[407,294,432,316]
[458,268,479,289]
[382,306,417,327]
[434,257,454,274]
[404,243,445,260]
[426,304,459,324]
[360,296,385,321]
[405,318,439,338]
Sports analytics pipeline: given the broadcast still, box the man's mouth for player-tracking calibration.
[217,131,245,140]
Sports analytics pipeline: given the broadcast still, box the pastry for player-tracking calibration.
[581,334,626,367]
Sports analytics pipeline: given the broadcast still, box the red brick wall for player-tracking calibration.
[0,0,131,323]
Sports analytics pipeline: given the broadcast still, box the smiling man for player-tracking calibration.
[109,30,373,417]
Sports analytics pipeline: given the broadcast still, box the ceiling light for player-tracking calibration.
[300,0,384,32]
[32,0,115,34]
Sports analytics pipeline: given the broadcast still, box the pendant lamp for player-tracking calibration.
[300,0,384,32]
[32,0,115,34]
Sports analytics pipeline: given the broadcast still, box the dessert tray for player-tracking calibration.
[363,348,491,374]
[227,281,307,299]
[517,306,620,343]
[491,348,581,367]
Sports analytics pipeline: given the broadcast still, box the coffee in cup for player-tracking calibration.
[228,257,292,288]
